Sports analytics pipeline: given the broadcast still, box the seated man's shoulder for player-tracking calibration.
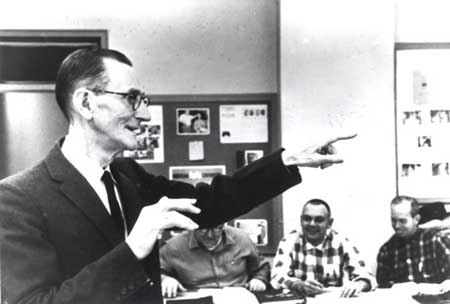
[378,234,401,252]
[276,230,302,250]
[163,231,192,249]
[431,227,450,241]
[225,226,255,244]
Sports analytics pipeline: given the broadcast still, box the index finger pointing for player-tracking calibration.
[323,133,357,146]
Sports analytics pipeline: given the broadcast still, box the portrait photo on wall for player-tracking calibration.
[244,150,264,165]
[234,219,268,246]
[169,165,225,185]
[123,105,164,163]
[176,108,210,135]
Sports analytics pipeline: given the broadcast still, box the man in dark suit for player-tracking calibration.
[0,48,355,304]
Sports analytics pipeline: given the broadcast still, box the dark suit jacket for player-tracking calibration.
[0,143,301,304]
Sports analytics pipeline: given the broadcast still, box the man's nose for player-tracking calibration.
[206,229,214,238]
[135,103,151,122]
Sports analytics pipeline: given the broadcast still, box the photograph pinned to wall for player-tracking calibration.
[176,108,210,135]
[123,105,164,163]
[430,110,450,123]
[417,135,432,148]
[401,163,422,177]
[169,165,225,185]
[402,110,422,125]
[234,219,268,246]
[219,104,268,143]
[432,162,450,176]
[244,150,264,165]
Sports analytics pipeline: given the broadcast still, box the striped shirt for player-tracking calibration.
[376,228,450,288]
[271,229,375,290]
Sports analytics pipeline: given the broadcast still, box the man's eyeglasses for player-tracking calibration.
[197,225,224,235]
[88,89,150,111]
[301,215,326,224]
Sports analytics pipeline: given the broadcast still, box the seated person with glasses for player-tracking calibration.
[159,224,270,298]
[271,199,376,298]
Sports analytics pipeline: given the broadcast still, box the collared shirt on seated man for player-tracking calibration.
[376,195,450,288]
[159,225,269,298]
[271,199,376,298]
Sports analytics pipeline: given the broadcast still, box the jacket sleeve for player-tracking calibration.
[122,149,302,228]
[0,183,150,304]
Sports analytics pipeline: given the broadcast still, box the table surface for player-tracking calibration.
[163,287,425,304]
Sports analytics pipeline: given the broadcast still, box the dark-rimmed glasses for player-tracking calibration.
[197,225,224,235]
[88,88,150,111]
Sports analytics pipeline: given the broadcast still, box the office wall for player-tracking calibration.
[280,1,396,269]
[0,0,277,94]
[280,0,450,270]
[0,0,278,178]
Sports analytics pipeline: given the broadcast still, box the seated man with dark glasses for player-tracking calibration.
[160,224,270,298]
[271,199,376,298]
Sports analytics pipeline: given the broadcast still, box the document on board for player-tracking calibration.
[219,104,268,143]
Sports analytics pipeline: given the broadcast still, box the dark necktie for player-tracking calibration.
[101,171,125,238]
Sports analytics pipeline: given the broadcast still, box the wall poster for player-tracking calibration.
[219,104,268,143]
[396,44,450,200]
[169,165,226,185]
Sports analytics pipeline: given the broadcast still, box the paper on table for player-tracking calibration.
[164,287,259,304]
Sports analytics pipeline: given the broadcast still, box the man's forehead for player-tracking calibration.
[302,203,329,216]
[391,201,412,213]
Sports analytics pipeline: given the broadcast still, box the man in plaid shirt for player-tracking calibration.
[376,195,450,292]
[271,199,375,297]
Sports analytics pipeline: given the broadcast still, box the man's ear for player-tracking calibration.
[73,88,94,120]
[328,217,334,227]
[414,214,421,225]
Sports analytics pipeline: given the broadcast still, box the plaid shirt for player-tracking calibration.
[376,228,450,287]
[271,229,375,290]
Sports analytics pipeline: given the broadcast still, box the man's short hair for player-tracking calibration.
[390,195,420,217]
[55,48,133,120]
[303,198,332,217]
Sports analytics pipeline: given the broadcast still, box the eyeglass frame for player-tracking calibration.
[87,88,150,111]
[196,225,225,235]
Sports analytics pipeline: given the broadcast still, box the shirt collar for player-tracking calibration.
[61,134,105,185]
[303,229,335,250]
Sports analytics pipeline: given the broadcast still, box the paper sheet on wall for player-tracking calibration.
[189,141,204,161]
[219,104,268,143]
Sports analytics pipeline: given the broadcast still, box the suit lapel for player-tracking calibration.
[44,144,123,245]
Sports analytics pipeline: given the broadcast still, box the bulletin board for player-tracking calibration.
[395,43,450,203]
[128,93,282,254]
